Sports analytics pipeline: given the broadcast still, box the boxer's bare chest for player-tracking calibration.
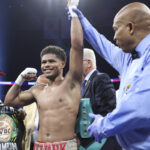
[34,84,70,110]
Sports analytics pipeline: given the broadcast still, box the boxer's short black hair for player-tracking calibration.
[40,45,66,62]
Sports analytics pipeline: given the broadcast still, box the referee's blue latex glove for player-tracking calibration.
[72,8,84,20]
[87,113,103,143]
[67,8,84,21]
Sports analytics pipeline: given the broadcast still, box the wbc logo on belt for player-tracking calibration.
[0,114,17,142]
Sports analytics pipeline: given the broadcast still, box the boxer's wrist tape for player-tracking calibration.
[69,6,78,17]
[15,75,25,86]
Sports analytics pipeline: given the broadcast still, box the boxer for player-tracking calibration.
[4,0,83,149]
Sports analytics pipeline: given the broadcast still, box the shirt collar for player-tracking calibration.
[85,69,96,81]
[135,34,150,57]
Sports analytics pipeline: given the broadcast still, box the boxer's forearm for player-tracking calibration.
[4,68,37,107]
[71,18,83,50]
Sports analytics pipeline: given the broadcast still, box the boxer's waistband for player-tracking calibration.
[34,138,77,150]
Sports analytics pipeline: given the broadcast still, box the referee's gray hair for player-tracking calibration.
[83,48,96,68]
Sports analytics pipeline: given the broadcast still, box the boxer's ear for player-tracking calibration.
[61,61,66,69]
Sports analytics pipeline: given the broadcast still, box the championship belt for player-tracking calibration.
[75,98,93,138]
[0,105,24,150]
[75,98,107,150]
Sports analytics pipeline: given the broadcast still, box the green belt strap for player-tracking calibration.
[76,98,107,150]
[75,98,93,138]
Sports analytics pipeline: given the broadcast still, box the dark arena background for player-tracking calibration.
[0,0,150,100]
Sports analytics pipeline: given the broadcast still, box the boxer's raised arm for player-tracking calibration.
[4,68,37,107]
[68,0,83,83]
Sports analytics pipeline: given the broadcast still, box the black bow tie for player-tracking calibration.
[131,50,138,60]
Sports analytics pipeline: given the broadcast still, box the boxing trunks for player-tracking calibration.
[34,138,77,150]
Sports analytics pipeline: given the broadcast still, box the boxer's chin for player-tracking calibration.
[45,73,57,81]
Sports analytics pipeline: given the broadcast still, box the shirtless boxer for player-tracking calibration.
[4,0,83,149]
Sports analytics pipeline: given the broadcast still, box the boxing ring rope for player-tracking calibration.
[0,78,120,85]
[111,78,120,83]
[0,81,36,85]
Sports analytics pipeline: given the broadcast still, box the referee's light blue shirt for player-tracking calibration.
[80,16,150,150]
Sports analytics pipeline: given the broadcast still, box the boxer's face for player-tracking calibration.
[41,53,65,80]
